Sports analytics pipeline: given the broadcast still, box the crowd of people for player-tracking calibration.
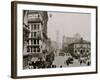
[24,51,91,69]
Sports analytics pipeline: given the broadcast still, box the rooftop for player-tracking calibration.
[70,38,90,44]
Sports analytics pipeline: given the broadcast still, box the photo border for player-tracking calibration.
[11,1,98,79]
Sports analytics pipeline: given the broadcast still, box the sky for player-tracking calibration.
[47,11,91,44]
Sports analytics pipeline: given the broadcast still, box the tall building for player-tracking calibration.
[23,10,48,68]
[56,30,60,49]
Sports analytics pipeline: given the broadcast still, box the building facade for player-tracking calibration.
[62,35,81,53]
[68,38,91,59]
[23,10,48,69]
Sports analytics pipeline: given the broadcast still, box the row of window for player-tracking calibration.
[74,44,90,48]
[74,49,90,53]
[31,24,40,30]
[28,14,40,20]
[29,14,40,18]
[31,32,41,38]
[27,40,39,45]
[27,47,40,52]
[23,31,41,40]
[31,32,37,37]
[23,31,29,38]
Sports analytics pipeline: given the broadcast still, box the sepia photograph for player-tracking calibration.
[11,1,97,78]
[23,10,91,69]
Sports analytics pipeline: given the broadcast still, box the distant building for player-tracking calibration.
[62,35,81,53]
[56,30,60,49]
[23,10,48,68]
[68,38,91,59]
[73,33,81,39]
[50,41,58,55]
[51,41,57,50]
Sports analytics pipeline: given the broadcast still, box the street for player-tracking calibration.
[52,54,89,68]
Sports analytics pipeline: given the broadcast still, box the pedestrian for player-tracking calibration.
[66,60,69,66]
[54,65,56,68]
[80,60,82,65]
[87,61,90,66]
[52,65,54,68]
[60,65,62,68]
